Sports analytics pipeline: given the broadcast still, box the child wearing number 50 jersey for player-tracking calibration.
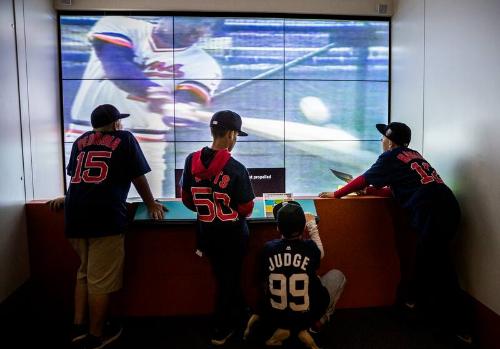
[244,201,346,349]
[180,110,255,345]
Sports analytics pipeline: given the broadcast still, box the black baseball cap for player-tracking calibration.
[376,122,411,147]
[210,110,248,136]
[273,201,306,238]
[91,104,130,128]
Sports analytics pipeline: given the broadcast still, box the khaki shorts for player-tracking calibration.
[69,234,125,295]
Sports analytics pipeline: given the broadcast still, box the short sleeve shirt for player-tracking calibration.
[181,149,255,232]
[261,239,329,331]
[65,130,150,238]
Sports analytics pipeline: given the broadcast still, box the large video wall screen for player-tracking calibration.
[60,14,389,197]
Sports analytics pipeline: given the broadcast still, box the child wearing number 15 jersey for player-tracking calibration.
[51,104,164,349]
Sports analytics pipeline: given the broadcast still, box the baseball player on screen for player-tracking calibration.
[243,201,346,349]
[319,122,473,346]
[67,16,222,197]
[180,110,255,345]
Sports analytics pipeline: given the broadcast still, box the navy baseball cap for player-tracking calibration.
[376,122,411,147]
[91,104,130,128]
[210,110,248,136]
[273,201,306,238]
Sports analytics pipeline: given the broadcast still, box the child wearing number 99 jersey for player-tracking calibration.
[180,110,255,345]
[244,201,346,349]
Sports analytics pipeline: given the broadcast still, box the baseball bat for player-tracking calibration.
[213,41,337,99]
[171,103,376,170]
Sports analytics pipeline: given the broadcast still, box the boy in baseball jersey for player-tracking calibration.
[67,16,222,197]
[319,122,472,346]
[50,104,164,349]
[180,110,255,345]
[244,201,346,349]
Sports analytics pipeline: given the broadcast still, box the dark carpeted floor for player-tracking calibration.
[3,309,467,349]
[0,282,473,349]
[115,308,465,349]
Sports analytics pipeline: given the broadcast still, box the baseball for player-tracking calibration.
[299,96,331,124]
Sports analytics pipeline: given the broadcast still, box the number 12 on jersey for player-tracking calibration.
[410,161,443,185]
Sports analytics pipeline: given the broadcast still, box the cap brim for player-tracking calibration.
[118,113,130,119]
[238,130,248,136]
[376,123,387,136]
[272,200,301,220]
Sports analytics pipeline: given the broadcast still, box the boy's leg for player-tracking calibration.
[265,328,290,346]
[207,249,244,345]
[87,235,124,340]
[88,294,110,337]
[318,269,346,326]
[74,280,88,326]
[206,229,248,345]
[243,314,260,340]
[68,238,90,342]
[298,330,320,349]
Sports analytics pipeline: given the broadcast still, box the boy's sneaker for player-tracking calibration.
[395,300,419,324]
[211,327,234,346]
[70,323,88,342]
[101,321,123,348]
[76,335,103,349]
[76,323,123,349]
[309,320,324,334]
[455,333,474,347]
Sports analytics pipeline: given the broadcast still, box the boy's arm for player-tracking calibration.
[47,196,65,211]
[132,175,165,220]
[236,200,254,217]
[180,155,197,212]
[318,175,368,198]
[235,170,255,217]
[305,213,324,259]
[181,188,196,212]
[365,186,393,197]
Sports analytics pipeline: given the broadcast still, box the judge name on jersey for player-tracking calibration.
[268,251,311,272]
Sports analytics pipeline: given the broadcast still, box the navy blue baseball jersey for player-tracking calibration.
[181,147,255,232]
[65,130,150,238]
[363,147,448,209]
[261,238,329,331]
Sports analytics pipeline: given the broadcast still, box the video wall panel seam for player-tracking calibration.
[59,13,390,197]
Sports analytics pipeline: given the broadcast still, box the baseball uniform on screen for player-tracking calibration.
[68,16,222,197]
